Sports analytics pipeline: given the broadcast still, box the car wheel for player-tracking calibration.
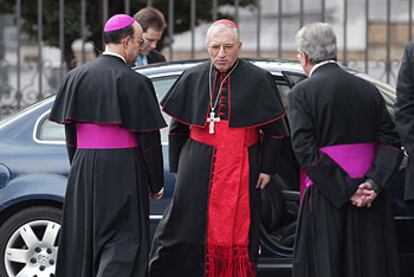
[0,206,61,277]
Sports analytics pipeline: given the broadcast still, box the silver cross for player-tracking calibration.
[207,111,220,134]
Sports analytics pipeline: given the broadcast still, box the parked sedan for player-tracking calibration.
[0,59,413,277]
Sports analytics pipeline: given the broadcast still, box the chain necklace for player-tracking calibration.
[207,59,239,134]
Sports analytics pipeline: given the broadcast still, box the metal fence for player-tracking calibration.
[0,0,412,119]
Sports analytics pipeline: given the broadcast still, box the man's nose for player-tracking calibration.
[150,41,157,49]
[217,47,226,57]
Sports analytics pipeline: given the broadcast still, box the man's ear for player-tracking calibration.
[302,52,309,66]
[121,36,130,48]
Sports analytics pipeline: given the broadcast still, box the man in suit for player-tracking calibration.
[290,22,402,277]
[134,7,166,66]
[395,42,414,202]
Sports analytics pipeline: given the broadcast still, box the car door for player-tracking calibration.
[147,75,180,240]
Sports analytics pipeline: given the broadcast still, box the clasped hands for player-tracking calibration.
[350,182,377,208]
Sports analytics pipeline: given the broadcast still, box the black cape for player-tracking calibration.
[160,59,285,128]
[289,63,402,277]
[149,59,289,276]
[50,54,166,277]
[50,55,166,131]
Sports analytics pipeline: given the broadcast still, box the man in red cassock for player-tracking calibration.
[149,19,289,277]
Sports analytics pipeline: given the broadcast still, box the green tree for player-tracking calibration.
[0,0,255,69]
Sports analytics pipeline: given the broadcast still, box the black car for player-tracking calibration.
[0,59,413,277]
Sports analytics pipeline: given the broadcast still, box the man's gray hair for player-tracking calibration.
[206,23,240,44]
[296,22,337,64]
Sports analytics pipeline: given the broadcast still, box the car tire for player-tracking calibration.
[0,206,62,277]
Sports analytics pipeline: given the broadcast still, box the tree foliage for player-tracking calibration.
[0,0,256,69]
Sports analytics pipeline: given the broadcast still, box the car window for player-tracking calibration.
[152,76,178,100]
[273,75,292,111]
[36,114,65,142]
[282,71,307,87]
[152,76,179,143]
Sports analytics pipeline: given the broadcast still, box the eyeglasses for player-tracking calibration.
[207,43,239,53]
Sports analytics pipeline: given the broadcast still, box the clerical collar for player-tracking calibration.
[309,60,337,77]
[102,51,127,64]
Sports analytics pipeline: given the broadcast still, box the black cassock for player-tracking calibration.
[289,63,403,277]
[149,59,288,276]
[49,55,166,277]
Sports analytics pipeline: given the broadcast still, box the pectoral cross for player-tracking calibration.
[207,111,220,134]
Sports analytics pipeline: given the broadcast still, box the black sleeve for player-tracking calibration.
[395,44,414,155]
[365,92,403,191]
[135,130,164,193]
[148,50,166,63]
[64,122,77,164]
[168,119,190,173]
[260,116,289,174]
[288,88,358,208]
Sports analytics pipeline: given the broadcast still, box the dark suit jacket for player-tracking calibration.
[395,42,414,201]
[147,50,166,64]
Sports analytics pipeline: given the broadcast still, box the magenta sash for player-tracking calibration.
[76,123,138,149]
[300,143,376,195]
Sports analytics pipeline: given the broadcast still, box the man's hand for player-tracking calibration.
[256,173,271,190]
[350,182,377,207]
[363,183,378,208]
[150,188,164,200]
